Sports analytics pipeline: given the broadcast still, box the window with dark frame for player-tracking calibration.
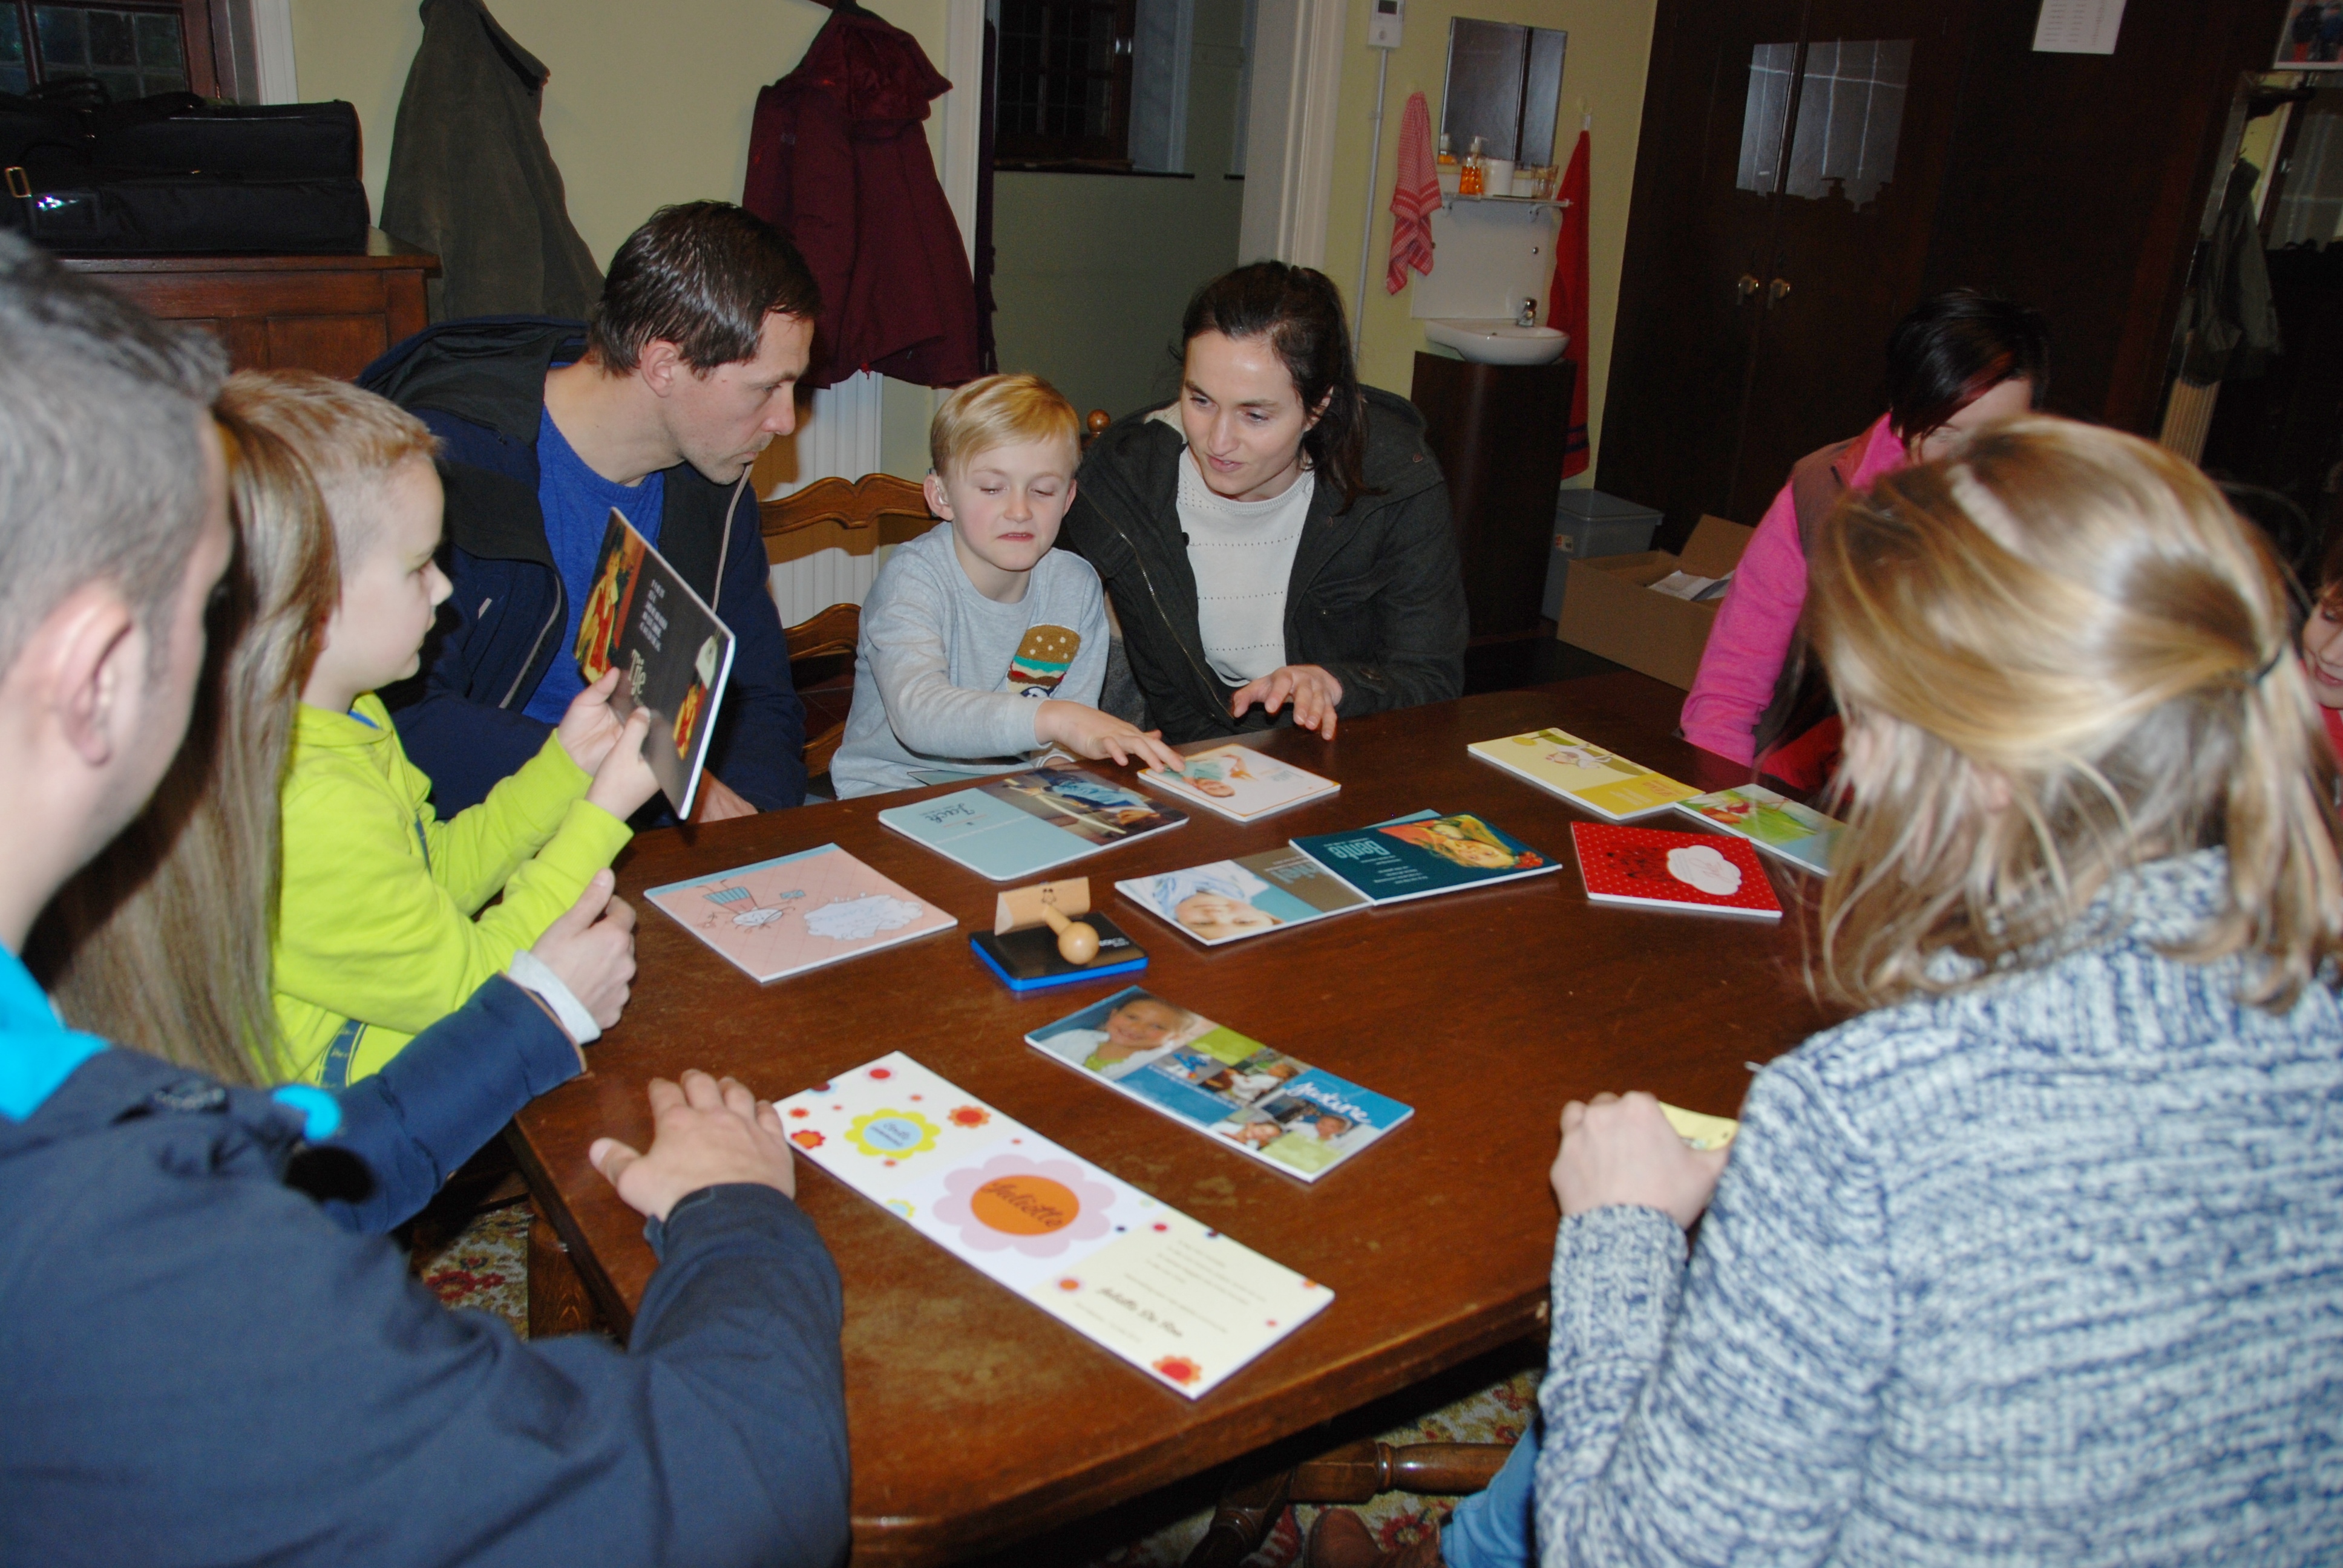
[994,0,1138,167]
[0,1,224,102]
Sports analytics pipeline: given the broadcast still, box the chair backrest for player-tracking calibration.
[762,473,934,779]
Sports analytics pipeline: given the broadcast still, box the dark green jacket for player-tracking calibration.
[1063,388,1467,744]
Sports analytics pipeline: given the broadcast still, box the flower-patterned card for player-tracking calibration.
[773,1052,1333,1398]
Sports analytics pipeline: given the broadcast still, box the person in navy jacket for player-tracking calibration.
[0,237,849,1566]
[361,201,813,819]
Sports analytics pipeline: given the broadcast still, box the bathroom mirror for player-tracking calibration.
[1440,18,1567,167]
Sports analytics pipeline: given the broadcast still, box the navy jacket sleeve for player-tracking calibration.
[323,975,582,1235]
[705,497,808,809]
[4,1078,851,1568]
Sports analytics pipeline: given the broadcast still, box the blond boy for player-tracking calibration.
[247,373,660,1085]
[831,373,1182,797]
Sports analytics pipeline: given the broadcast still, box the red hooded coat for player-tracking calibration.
[744,8,982,390]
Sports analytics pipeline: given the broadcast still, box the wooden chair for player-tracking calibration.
[1181,1439,1512,1567]
[761,474,935,779]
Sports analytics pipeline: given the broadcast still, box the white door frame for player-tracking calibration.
[1236,0,1348,268]
[940,0,986,264]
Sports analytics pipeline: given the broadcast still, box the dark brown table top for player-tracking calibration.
[509,670,1837,1564]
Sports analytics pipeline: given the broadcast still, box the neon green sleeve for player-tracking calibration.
[275,752,631,1039]
[418,731,603,913]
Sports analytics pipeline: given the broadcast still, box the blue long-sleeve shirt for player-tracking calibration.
[1534,849,2343,1564]
[0,955,850,1566]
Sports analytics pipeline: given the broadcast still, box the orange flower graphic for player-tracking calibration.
[1152,1356,1202,1387]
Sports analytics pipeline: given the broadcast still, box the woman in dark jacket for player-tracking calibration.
[1063,264,1466,745]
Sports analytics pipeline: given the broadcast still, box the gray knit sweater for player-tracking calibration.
[1536,850,2343,1564]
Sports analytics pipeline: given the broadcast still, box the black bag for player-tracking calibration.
[0,88,368,254]
[13,174,370,253]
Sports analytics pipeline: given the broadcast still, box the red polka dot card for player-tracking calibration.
[1570,821,1783,919]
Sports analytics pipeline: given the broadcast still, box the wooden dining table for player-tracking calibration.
[507,669,1839,1565]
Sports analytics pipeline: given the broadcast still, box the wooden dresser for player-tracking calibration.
[61,229,441,380]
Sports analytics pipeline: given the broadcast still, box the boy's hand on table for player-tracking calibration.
[585,708,661,819]
[529,870,637,1029]
[591,1070,798,1222]
[1035,699,1185,773]
[1230,664,1343,737]
[556,668,631,773]
[689,774,759,822]
[1550,1091,1728,1229]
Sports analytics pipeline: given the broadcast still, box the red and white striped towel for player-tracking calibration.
[1386,91,1438,293]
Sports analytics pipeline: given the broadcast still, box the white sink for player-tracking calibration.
[1423,319,1568,367]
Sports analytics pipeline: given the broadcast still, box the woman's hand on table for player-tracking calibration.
[591,1069,799,1221]
[1037,699,1187,773]
[1550,1091,1728,1229]
[1230,664,1345,737]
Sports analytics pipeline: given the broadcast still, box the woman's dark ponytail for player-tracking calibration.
[1180,263,1377,511]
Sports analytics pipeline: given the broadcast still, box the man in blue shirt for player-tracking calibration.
[0,237,849,1565]
[364,201,816,818]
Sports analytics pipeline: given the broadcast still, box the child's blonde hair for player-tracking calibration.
[218,370,436,564]
[1808,416,2343,1011]
[928,373,1079,478]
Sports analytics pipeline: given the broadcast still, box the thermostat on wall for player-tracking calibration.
[1368,0,1403,50]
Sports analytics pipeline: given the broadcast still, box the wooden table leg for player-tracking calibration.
[526,1194,611,1341]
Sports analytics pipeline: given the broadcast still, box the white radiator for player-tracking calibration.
[762,371,893,624]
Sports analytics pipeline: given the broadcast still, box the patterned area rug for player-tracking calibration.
[408,1203,1541,1567]
[410,1200,529,1336]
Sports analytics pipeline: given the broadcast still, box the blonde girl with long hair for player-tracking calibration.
[1315,419,2343,1568]
[30,372,635,1232]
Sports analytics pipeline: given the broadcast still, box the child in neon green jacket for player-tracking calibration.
[255,376,661,1086]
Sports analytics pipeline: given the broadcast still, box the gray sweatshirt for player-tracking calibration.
[1534,849,2343,1564]
[831,523,1109,798]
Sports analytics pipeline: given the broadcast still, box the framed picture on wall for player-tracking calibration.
[2276,1,2343,69]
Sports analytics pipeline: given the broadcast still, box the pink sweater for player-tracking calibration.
[1679,416,1909,764]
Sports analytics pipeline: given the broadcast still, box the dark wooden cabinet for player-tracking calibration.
[1600,0,2292,551]
[61,230,441,381]
[1411,352,1575,638]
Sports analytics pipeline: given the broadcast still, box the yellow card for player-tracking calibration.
[1659,1102,1738,1152]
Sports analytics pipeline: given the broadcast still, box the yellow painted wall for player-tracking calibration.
[287,0,949,477]
[990,0,1250,423]
[1322,0,1655,480]
[289,0,948,266]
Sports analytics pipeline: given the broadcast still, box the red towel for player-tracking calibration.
[1545,129,1591,477]
[1386,91,1438,294]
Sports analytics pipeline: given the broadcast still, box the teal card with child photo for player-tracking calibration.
[877,760,1188,881]
[1024,985,1412,1183]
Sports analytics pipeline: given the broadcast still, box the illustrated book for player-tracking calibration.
[1289,810,1559,906]
[642,844,956,982]
[1026,985,1412,1183]
[1135,743,1340,823]
[577,507,736,817]
[876,761,1188,881]
[1466,727,1699,820]
[1570,821,1783,919]
[774,1053,1331,1397]
[1674,783,1841,875]
[1115,846,1370,947]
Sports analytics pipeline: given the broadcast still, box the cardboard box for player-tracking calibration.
[1555,514,1755,690]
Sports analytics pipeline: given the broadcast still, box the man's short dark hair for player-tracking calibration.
[0,234,224,676]
[586,201,822,375]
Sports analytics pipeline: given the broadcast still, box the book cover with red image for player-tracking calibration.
[1570,821,1782,920]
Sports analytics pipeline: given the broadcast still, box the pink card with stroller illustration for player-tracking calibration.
[643,844,956,982]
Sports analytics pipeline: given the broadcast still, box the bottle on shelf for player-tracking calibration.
[1436,132,1460,197]
[1460,135,1485,197]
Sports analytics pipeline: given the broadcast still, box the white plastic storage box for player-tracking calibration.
[1545,490,1665,619]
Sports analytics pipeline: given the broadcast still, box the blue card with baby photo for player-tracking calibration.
[1024,985,1412,1183]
